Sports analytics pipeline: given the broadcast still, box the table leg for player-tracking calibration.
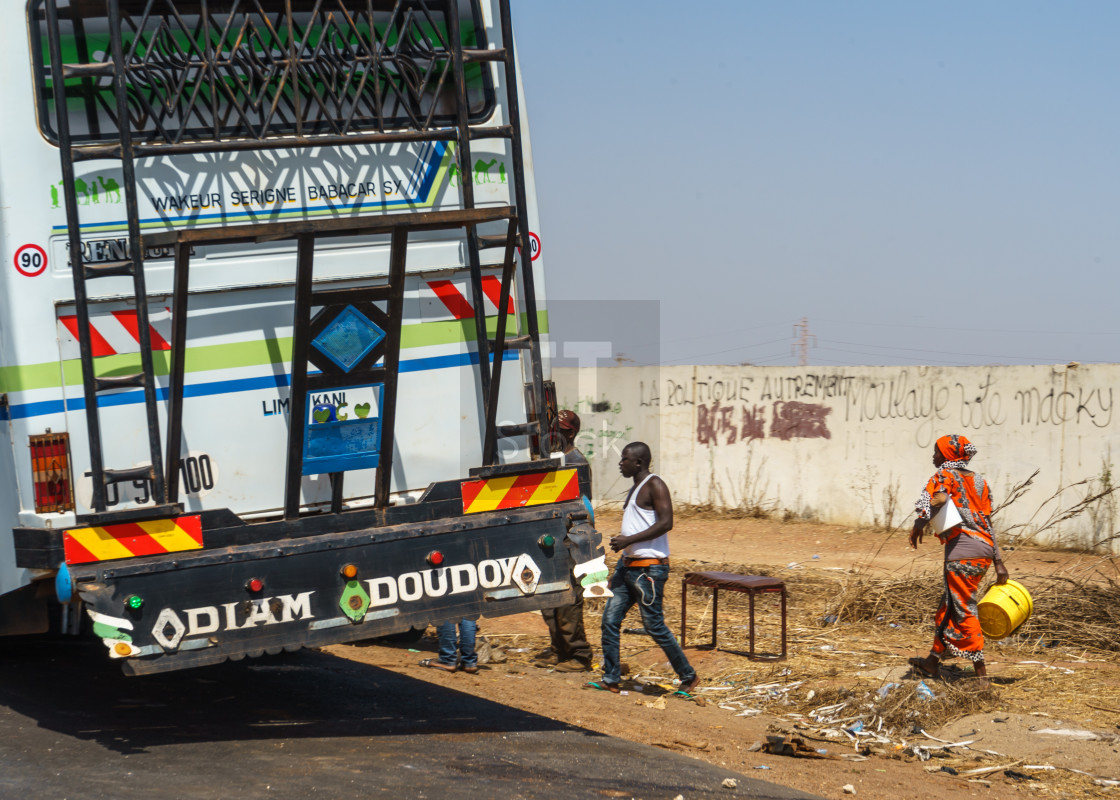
[680,578,687,648]
[780,587,788,660]
[749,590,756,658]
[711,588,719,650]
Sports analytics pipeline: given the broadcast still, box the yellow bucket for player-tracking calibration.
[977,580,1033,640]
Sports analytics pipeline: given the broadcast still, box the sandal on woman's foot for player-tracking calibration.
[585,680,620,694]
[419,658,457,672]
[907,657,940,679]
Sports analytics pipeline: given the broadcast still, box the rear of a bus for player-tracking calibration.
[0,0,606,674]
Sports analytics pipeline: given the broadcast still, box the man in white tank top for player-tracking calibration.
[588,442,699,695]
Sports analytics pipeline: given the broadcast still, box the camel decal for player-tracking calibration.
[474,158,497,184]
[98,176,122,203]
[50,175,124,206]
[448,159,508,189]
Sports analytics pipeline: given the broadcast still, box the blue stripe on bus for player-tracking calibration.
[0,347,518,421]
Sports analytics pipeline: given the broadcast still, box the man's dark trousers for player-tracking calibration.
[542,591,592,664]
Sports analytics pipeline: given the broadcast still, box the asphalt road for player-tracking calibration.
[0,637,822,800]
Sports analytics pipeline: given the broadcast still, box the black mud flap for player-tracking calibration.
[74,502,601,675]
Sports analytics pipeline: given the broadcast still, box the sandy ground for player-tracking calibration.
[327,512,1120,800]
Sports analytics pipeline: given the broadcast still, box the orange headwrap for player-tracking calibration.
[936,434,976,463]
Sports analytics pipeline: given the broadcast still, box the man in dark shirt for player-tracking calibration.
[533,410,593,672]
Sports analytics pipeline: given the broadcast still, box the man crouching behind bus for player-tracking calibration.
[588,442,699,696]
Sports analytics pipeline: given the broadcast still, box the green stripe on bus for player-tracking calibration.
[0,312,548,393]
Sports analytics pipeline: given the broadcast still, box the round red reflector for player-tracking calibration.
[426,551,445,566]
[247,578,264,593]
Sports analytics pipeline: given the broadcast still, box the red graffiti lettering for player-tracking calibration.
[770,401,832,441]
[741,404,766,441]
[697,401,738,445]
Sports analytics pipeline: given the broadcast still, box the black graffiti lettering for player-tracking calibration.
[956,374,1005,429]
[696,375,750,404]
[1077,388,1114,428]
[1015,385,1113,428]
[665,379,694,407]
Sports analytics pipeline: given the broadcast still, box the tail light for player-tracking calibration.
[30,433,75,513]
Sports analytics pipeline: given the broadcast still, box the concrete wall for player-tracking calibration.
[554,364,1120,553]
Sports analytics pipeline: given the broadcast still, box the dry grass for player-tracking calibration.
[492,550,1120,795]
[828,576,942,626]
[828,560,1120,653]
[1013,575,1120,653]
[674,503,773,521]
[874,678,999,731]
[666,559,1010,733]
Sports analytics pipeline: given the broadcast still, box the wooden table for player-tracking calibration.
[680,571,787,661]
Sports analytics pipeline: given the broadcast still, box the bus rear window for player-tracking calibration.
[29,0,495,145]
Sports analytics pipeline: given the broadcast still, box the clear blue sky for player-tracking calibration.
[513,2,1120,368]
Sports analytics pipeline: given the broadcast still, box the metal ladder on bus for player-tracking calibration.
[445,3,553,466]
[42,0,547,521]
[43,0,170,517]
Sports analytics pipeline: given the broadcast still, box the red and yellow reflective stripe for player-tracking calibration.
[63,515,203,565]
[460,469,579,514]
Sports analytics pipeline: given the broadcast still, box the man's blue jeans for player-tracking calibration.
[600,564,695,685]
[436,619,477,668]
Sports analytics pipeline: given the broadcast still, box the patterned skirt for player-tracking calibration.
[932,558,991,662]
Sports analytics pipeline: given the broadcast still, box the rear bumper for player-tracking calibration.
[81,503,598,675]
[11,464,603,674]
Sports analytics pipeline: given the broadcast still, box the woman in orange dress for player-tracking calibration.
[909,435,1008,686]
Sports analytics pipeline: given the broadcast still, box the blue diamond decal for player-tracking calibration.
[311,306,386,373]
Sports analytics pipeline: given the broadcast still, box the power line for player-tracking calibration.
[817,318,1120,337]
[661,336,792,365]
[813,346,962,365]
[621,321,790,353]
[750,352,795,364]
[821,338,1076,362]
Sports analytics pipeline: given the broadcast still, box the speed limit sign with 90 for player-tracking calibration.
[13,244,48,277]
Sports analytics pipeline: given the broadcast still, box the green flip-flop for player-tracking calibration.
[674,676,701,697]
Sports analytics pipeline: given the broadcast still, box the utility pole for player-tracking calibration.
[792,317,816,366]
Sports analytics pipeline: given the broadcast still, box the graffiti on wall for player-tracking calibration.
[772,401,832,441]
[558,365,1120,549]
[640,368,1114,447]
[695,400,830,445]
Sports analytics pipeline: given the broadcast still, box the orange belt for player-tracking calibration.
[624,557,669,568]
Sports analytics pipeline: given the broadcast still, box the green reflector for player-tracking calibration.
[540,535,555,548]
[125,595,144,610]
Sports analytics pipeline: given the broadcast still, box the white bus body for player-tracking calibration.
[0,0,602,669]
